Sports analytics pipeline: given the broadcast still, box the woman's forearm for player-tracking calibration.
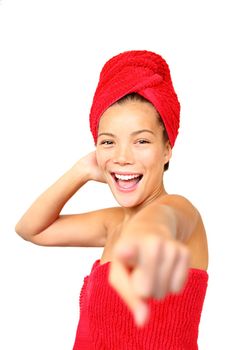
[123,195,199,243]
[122,203,178,241]
[15,161,89,240]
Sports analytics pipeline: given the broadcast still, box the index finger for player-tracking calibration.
[108,255,150,327]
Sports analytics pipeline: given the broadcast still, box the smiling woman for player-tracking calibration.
[15,50,208,349]
[96,97,171,208]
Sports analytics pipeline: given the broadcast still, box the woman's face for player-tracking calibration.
[96,100,172,208]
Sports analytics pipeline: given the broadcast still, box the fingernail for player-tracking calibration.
[134,304,149,327]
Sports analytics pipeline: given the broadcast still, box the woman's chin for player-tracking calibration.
[105,176,146,208]
[111,190,143,208]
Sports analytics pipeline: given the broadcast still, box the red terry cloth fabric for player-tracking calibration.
[72,259,208,350]
[89,50,180,148]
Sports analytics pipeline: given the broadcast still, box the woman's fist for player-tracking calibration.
[108,234,190,327]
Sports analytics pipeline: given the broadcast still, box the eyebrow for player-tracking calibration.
[98,129,155,138]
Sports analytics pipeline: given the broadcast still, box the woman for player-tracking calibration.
[15,50,208,349]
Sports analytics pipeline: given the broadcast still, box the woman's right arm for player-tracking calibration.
[15,152,110,247]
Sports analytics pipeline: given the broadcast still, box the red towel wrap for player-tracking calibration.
[73,259,208,350]
[89,50,180,147]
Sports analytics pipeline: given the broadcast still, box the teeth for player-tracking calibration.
[114,173,141,181]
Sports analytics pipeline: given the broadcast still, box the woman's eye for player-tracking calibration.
[137,139,150,144]
[100,140,113,145]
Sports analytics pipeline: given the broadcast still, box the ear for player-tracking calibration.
[163,141,172,165]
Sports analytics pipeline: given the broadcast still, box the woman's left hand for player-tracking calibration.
[108,233,190,327]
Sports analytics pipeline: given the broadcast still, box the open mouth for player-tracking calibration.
[111,173,143,191]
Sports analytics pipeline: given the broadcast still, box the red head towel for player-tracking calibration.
[89,50,180,147]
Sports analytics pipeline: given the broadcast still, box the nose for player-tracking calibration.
[113,145,134,165]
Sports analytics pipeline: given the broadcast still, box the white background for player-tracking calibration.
[0,0,232,349]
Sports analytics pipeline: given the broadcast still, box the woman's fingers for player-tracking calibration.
[151,240,178,299]
[108,236,190,327]
[169,245,190,293]
[131,237,163,298]
[109,250,150,327]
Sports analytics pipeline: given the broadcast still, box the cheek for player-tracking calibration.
[96,149,108,169]
[95,149,102,167]
[138,149,157,165]
[139,149,164,170]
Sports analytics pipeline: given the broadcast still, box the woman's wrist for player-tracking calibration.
[69,160,92,184]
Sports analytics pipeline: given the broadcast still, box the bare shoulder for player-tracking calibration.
[157,193,198,211]
[157,194,199,235]
[158,194,209,270]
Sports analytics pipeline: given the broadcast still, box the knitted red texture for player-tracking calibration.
[73,260,208,350]
[89,50,180,147]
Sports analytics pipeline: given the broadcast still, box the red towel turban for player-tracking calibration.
[89,50,180,148]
